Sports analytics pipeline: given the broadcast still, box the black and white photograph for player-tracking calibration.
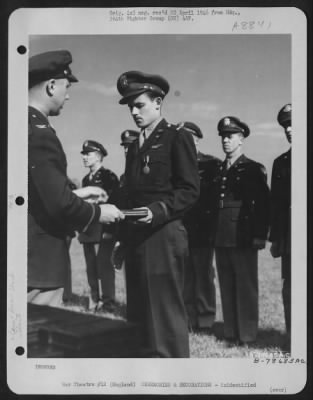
[6,6,307,395]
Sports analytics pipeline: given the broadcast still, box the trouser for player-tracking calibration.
[215,247,258,343]
[63,237,73,302]
[125,220,190,358]
[27,288,64,308]
[83,239,115,304]
[282,253,291,334]
[183,246,216,328]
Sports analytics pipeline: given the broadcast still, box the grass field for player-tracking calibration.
[65,238,288,358]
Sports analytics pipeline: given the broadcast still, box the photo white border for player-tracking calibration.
[7,6,307,395]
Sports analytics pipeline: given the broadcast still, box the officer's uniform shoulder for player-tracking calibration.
[275,150,291,163]
[199,153,221,163]
[240,156,267,176]
[29,107,54,136]
[97,167,119,185]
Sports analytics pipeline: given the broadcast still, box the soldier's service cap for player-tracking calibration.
[217,116,250,137]
[277,103,292,127]
[179,121,203,139]
[120,130,139,146]
[81,140,107,157]
[117,71,170,104]
[29,50,78,87]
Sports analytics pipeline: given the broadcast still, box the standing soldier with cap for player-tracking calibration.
[115,70,200,357]
[210,116,270,345]
[269,104,292,338]
[79,140,119,312]
[28,50,124,307]
[181,121,221,331]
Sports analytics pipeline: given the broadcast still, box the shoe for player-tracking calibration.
[88,297,99,312]
[97,300,116,314]
[238,340,256,347]
[225,337,239,347]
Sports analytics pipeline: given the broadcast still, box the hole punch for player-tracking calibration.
[17,45,27,55]
[15,196,24,206]
[15,346,25,356]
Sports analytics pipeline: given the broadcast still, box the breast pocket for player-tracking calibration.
[143,151,169,185]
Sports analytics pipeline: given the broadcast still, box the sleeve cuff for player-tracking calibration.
[81,203,101,233]
[148,201,169,227]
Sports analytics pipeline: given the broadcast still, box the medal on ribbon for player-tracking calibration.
[143,155,150,174]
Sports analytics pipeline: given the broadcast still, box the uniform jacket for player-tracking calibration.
[184,152,221,247]
[210,154,270,247]
[269,149,291,255]
[28,106,100,287]
[121,118,200,230]
[79,166,119,243]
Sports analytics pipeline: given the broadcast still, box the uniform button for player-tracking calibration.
[236,177,240,180]
[220,193,225,198]
[221,185,226,189]
[222,176,227,181]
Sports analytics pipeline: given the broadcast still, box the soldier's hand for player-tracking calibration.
[99,204,125,224]
[270,242,281,258]
[134,207,153,224]
[252,238,266,250]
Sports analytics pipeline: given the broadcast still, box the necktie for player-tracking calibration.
[139,130,146,148]
[226,158,232,170]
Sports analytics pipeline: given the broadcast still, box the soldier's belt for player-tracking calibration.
[218,200,243,209]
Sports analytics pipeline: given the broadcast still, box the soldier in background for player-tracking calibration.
[182,121,221,331]
[78,140,119,312]
[210,116,270,345]
[269,104,292,337]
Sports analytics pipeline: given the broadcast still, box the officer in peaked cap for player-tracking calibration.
[117,70,170,105]
[79,140,119,313]
[81,140,108,157]
[120,130,140,147]
[27,50,123,308]
[115,70,200,358]
[277,103,292,128]
[277,103,292,144]
[269,104,292,341]
[29,50,78,88]
[181,121,221,331]
[217,116,250,137]
[209,115,270,345]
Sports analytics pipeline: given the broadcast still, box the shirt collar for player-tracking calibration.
[144,117,163,138]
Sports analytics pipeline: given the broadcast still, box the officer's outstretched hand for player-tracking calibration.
[134,207,153,224]
[99,204,125,224]
[74,186,108,204]
[252,238,266,250]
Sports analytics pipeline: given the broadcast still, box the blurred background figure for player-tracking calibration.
[78,140,119,312]
[181,121,221,331]
[269,104,292,340]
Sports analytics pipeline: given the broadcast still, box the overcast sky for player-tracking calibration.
[29,34,291,183]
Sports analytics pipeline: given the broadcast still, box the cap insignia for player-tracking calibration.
[125,131,129,137]
[284,104,292,112]
[83,140,89,147]
[120,75,128,88]
[224,118,230,126]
